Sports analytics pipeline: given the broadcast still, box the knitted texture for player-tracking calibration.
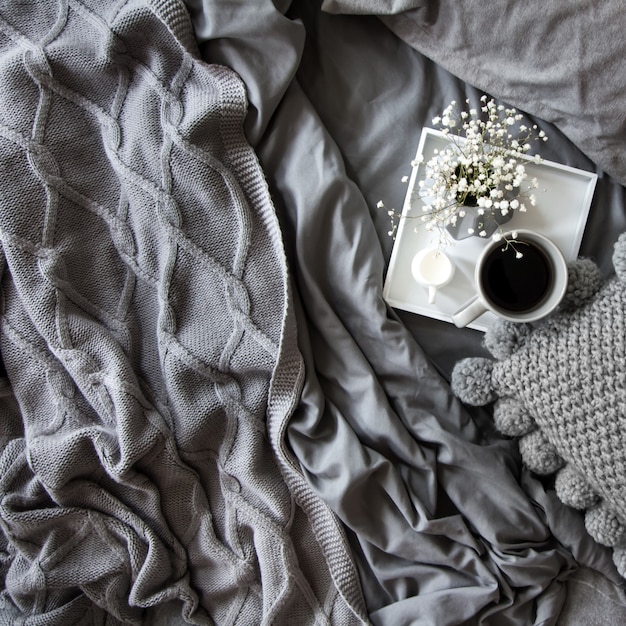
[451,233,626,578]
[0,1,366,624]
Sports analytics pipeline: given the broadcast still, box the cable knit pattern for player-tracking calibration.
[0,1,366,623]
[451,233,626,579]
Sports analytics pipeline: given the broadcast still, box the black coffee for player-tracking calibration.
[481,239,552,312]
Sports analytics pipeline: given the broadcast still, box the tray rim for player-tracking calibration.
[383,127,599,331]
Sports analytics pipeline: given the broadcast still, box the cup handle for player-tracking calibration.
[452,295,487,328]
[428,285,437,304]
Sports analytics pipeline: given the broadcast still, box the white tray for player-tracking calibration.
[383,128,598,331]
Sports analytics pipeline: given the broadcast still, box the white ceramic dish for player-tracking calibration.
[383,128,598,331]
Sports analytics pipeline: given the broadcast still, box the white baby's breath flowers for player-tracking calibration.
[381,96,548,247]
[419,97,545,241]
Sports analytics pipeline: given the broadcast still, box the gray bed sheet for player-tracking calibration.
[186,0,626,623]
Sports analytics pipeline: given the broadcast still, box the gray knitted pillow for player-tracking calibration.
[451,232,626,578]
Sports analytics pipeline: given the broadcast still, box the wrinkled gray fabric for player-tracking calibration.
[326,0,626,188]
[321,0,426,14]
[4,0,620,622]
[187,0,626,624]
[557,567,626,625]
[0,1,367,623]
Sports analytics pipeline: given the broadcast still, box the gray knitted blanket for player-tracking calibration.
[0,2,365,623]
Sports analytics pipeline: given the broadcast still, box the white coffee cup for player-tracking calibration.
[452,229,568,328]
[411,247,455,304]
